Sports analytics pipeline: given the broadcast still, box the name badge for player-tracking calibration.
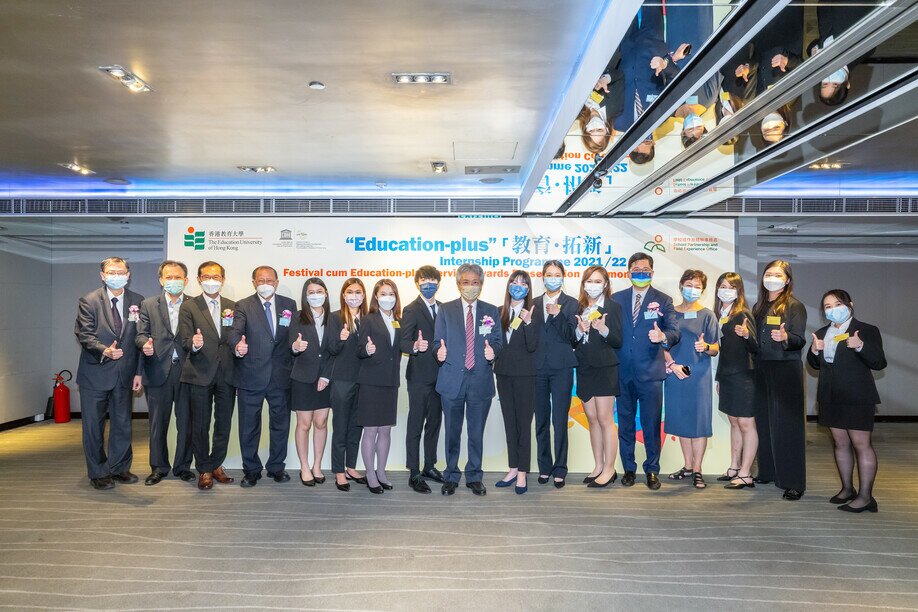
[221,317,233,327]
[587,310,602,321]
[684,311,697,320]
[720,91,731,102]
[685,95,699,105]
[391,320,400,329]
[719,316,729,325]
[279,316,291,327]
[646,93,658,103]
[644,310,659,320]
[766,316,781,326]
[510,317,522,330]
[590,90,604,104]
[479,325,492,335]
[833,333,849,343]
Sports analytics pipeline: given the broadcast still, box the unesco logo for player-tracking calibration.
[184,226,205,250]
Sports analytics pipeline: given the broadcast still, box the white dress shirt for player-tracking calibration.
[824,318,852,364]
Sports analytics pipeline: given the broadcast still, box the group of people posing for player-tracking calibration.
[74,253,886,512]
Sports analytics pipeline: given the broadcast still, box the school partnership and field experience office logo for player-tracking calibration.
[644,234,666,254]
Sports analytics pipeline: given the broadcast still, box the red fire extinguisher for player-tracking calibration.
[52,370,72,423]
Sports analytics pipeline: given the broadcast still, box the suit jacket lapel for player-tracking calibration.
[255,296,274,338]
[196,295,219,336]
[417,297,435,327]
[98,287,117,335]
[157,294,173,340]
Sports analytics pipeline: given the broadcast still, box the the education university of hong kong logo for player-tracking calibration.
[184,226,205,250]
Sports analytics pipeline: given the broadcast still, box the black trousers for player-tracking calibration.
[186,377,236,474]
[534,367,573,478]
[754,359,806,491]
[145,363,192,475]
[79,385,133,479]
[405,381,442,474]
[497,374,536,473]
[237,385,290,475]
[330,381,362,473]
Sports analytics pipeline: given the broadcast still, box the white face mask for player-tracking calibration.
[763,278,786,292]
[201,280,222,294]
[584,282,604,298]
[717,288,737,303]
[256,284,275,299]
[823,66,849,85]
[344,294,364,308]
[585,116,606,133]
[761,112,785,133]
[377,295,397,311]
[306,294,325,308]
[683,113,704,130]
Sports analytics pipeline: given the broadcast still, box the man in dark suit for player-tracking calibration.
[74,257,144,490]
[177,261,236,491]
[399,265,444,494]
[228,265,296,487]
[612,252,681,490]
[135,260,193,486]
[433,263,503,496]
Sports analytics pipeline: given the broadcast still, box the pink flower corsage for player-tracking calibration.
[128,304,140,322]
[479,315,495,335]
[279,309,292,327]
[221,309,234,326]
[646,301,661,313]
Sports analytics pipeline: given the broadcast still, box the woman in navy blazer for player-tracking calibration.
[494,271,540,494]
[289,278,334,487]
[808,289,887,513]
[575,266,623,488]
[356,279,406,494]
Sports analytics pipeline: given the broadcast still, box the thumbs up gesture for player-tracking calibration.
[437,339,447,362]
[846,330,864,350]
[192,328,204,350]
[293,332,308,353]
[734,318,750,339]
[484,338,495,361]
[771,322,788,343]
[577,314,592,333]
[591,313,608,334]
[366,335,376,356]
[414,329,428,353]
[545,302,560,316]
[339,325,350,341]
[519,308,532,325]
[811,332,825,354]
[694,333,707,353]
[104,340,123,360]
[236,334,248,357]
[142,337,154,356]
[648,321,666,343]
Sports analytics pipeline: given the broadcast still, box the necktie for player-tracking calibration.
[508,308,516,341]
[634,89,644,120]
[430,303,437,320]
[632,292,641,325]
[464,304,475,370]
[111,297,122,337]
[210,299,220,332]
[264,301,274,338]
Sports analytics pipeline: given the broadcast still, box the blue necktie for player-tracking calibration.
[264,301,274,338]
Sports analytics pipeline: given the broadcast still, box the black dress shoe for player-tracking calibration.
[646,473,661,490]
[267,470,290,483]
[111,471,138,484]
[300,473,316,486]
[313,475,326,484]
[839,498,878,513]
[829,491,857,504]
[537,475,550,485]
[587,472,617,488]
[144,472,166,486]
[379,481,393,490]
[367,483,384,494]
[422,467,444,483]
[621,471,636,487]
[466,481,487,496]
[90,477,114,490]
[346,472,368,485]
[409,475,432,494]
[240,473,259,488]
[783,488,804,501]
[753,476,772,485]
[176,470,196,483]
[335,481,350,492]
[583,475,597,484]
[441,481,457,496]
[553,478,566,489]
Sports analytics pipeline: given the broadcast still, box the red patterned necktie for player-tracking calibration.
[464,304,475,370]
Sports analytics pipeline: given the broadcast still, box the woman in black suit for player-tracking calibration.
[289,278,334,486]
[713,272,759,489]
[752,260,808,501]
[327,277,368,491]
[575,266,623,488]
[494,270,539,494]
[808,289,887,512]
[356,279,407,494]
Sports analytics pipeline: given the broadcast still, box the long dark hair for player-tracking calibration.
[299,277,329,325]
[368,279,401,320]
[753,260,794,318]
[501,270,533,330]
[578,265,611,312]
[821,289,854,318]
[577,106,612,154]
[339,277,367,332]
[714,272,749,319]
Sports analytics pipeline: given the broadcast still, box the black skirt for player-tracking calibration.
[576,366,619,402]
[717,370,755,418]
[290,380,331,412]
[818,403,876,432]
[355,384,398,427]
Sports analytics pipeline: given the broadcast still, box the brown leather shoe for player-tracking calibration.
[197,472,214,490]
[212,466,234,484]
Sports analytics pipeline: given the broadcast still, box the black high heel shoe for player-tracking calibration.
[583,474,599,484]
[829,490,857,504]
[312,473,326,485]
[300,473,316,487]
[839,498,878,513]
[587,471,617,488]
[335,481,350,492]
[346,472,368,485]
[367,482,384,494]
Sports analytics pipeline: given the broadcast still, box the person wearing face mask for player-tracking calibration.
[662,270,719,490]
[751,260,807,501]
[807,0,877,106]
[712,272,758,490]
[398,266,444,494]
[575,266,624,489]
[494,271,540,494]
[354,279,404,494]
[612,253,680,490]
[533,260,578,488]
[288,278,334,487]
[581,51,623,156]
[74,257,145,490]
[434,263,503,496]
[326,277,369,491]
[177,261,237,490]
[808,290,886,513]
[228,266,297,488]
[136,260,193,486]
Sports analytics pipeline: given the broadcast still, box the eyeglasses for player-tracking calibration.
[200,275,223,281]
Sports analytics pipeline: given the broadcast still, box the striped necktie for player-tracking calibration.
[464,304,475,370]
[632,292,641,325]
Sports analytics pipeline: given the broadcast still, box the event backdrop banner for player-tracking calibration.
[166,217,736,474]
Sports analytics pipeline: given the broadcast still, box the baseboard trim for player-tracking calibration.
[0,412,151,432]
[0,416,40,432]
[807,415,918,423]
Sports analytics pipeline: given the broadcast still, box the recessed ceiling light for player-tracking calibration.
[396,74,413,83]
[98,65,152,93]
[104,177,131,185]
[414,75,429,83]
[58,162,95,175]
[431,161,447,174]
[237,166,276,173]
[392,72,451,85]
[375,181,387,189]
[430,75,447,84]
[479,177,503,184]
[308,81,326,90]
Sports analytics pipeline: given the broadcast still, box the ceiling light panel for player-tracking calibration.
[392,72,451,85]
[58,162,95,175]
[98,65,153,93]
[237,166,276,173]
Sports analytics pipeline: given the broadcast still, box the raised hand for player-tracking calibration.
[591,313,608,334]
[811,332,825,354]
[339,325,350,341]
[142,337,154,356]
[771,322,788,343]
[414,330,428,353]
[771,54,788,72]
[648,321,666,344]
[672,364,689,380]
[104,340,123,360]
[545,302,560,316]
[577,315,592,334]
[650,56,667,76]
[437,339,447,362]
[734,319,750,339]
[672,43,691,62]
[192,328,204,350]
[484,339,495,361]
[736,63,751,82]
[594,74,611,93]
[236,334,248,357]
[694,333,707,353]
[293,332,308,353]
[519,308,532,325]
[847,330,864,350]
[366,335,376,356]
